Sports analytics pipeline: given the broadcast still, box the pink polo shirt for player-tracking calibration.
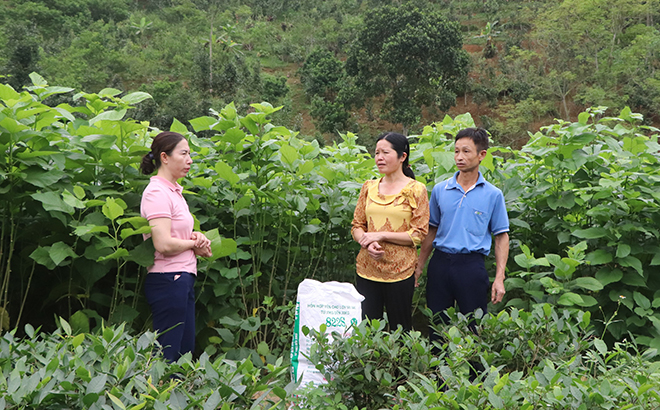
[140,176,197,274]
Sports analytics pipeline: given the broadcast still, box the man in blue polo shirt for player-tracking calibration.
[415,127,509,341]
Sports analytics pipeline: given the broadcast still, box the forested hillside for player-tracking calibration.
[2,0,659,147]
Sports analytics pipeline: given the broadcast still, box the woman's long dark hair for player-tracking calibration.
[140,131,185,175]
[376,132,415,179]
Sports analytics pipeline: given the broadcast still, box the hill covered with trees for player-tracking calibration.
[2,0,659,148]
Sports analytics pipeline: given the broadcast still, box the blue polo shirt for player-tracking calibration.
[429,172,509,255]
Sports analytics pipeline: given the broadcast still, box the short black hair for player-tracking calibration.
[455,128,489,153]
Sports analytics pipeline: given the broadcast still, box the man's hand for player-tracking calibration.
[414,266,423,288]
[491,277,505,304]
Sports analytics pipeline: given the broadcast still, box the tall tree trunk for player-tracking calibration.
[209,25,213,95]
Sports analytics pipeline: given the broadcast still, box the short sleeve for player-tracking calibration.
[351,181,370,235]
[489,191,509,235]
[428,184,441,227]
[141,184,172,220]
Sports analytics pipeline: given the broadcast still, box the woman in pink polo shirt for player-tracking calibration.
[140,131,212,362]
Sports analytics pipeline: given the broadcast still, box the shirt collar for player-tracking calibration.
[445,171,486,192]
[151,175,183,194]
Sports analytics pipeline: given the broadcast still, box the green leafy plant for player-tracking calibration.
[0,320,293,409]
[500,106,660,347]
[307,319,441,409]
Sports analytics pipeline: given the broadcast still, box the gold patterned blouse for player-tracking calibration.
[351,178,430,283]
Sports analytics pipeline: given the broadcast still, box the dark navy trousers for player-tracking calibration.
[356,274,415,331]
[426,251,489,342]
[144,272,196,362]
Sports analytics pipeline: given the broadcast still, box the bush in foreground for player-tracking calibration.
[1,305,659,409]
[305,304,660,410]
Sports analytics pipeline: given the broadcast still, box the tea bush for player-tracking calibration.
[0,320,293,409]
[305,304,660,410]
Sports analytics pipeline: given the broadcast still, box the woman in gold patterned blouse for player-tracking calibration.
[351,132,430,331]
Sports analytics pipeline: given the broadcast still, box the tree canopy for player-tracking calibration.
[345,3,469,132]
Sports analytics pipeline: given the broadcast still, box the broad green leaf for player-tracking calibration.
[40,86,74,99]
[192,177,213,188]
[23,168,65,188]
[633,292,651,310]
[125,240,155,267]
[557,292,583,306]
[240,117,259,134]
[514,252,531,268]
[422,148,435,168]
[120,226,151,240]
[488,390,504,409]
[572,227,609,239]
[251,101,282,115]
[29,72,48,86]
[110,304,140,324]
[49,241,77,266]
[234,196,251,211]
[257,341,270,356]
[594,338,607,355]
[97,248,130,262]
[117,216,149,229]
[212,119,237,131]
[616,244,631,258]
[16,106,50,120]
[297,160,315,175]
[622,272,646,287]
[618,255,643,275]
[573,277,603,291]
[578,111,590,125]
[102,198,125,221]
[32,191,74,214]
[0,117,29,133]
[223,127,245,145]
[62,189,86,209]
[98,88,122,97]
[206,228,238,261]
[0,83,20,101]
[190,116,217,131]
[240,316,260,331]
[71,311,89,335]
[170,117,188,134]
[220,102,237,120]
[280,144,299,165]
[585,249,612,265]
[651,253,660,266]
[54,106,76,123]
[81,134,117,149]
[15,150,60,159]
[480,152,494,172]
[122,92,152,104]
[215,161,240,186]
[431,151,455,172]
[89,109,127,125]
[74,225,110,236]
[29,246,56,269]
[595,268,623,286]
